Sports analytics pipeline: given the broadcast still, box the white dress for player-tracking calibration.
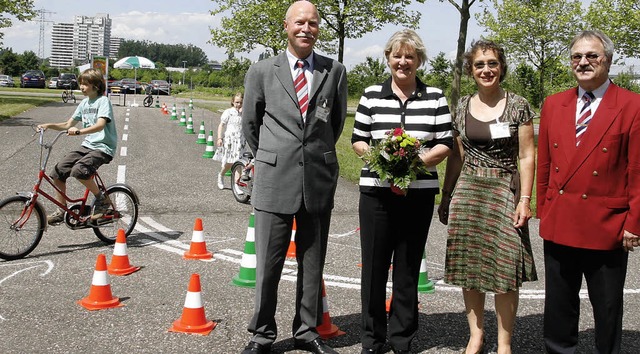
[219,107,245,164]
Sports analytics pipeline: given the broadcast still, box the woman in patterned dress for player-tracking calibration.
[216,92,244,189]
[438,40,537,354]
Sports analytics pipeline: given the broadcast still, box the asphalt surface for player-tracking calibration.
[0,94,638,354]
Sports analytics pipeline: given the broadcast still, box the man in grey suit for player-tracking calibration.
[240,1,347,354]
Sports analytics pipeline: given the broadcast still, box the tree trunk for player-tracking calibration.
[451,0,471,114]
[338,20,345,64]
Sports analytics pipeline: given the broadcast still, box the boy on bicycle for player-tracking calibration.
[37,68,117,225]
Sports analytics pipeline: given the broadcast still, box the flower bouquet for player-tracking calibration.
[363,127,429,195]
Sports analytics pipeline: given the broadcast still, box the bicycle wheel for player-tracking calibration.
[71,92,76,104]
[0,196,46,260]
[231,162,251,204]
[61,91,68,103]
[143,95,153,107]
[93,185,138,244]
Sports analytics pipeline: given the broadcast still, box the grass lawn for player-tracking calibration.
[0,94,58,122]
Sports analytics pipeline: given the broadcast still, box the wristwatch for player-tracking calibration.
[75,130,80,135]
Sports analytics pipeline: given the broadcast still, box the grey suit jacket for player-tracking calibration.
[242,51,348,214]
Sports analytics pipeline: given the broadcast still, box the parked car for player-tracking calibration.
[57,73,78,89]
[147,80,170,95]
[48,77,59,89]
[119,78,142,94]
[0,75,15,87]
[20,70,46,88]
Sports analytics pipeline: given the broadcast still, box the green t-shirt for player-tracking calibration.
[72,95,117,156]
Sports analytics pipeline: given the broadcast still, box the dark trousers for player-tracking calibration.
[543,240,628,354]
[248,206,331,344]
[359,189,435,351]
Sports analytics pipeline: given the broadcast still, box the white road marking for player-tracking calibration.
[122,133,128,141]
[117,165,126,184]
[120,147,127,157]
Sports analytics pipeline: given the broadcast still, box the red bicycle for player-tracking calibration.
[0,127,139,260]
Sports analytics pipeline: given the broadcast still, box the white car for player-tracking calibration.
[0,75,15,87]
[48,77,59,89]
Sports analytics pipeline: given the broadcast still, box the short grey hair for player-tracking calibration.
[570,30,614,63]
[384,29,427,67]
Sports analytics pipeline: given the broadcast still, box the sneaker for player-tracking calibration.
[217,173,224,190]
[91,194,112,220]
[47,209,65,225]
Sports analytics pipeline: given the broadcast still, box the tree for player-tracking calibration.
[422,52,453,94]
[420,0,481,112]
[478,0,583,104]
[346,56,388,98]
[19,50,39,72]
[586,0,640,59]
[209,0,420,63]
[117,40,208,67]
[0,48,20,75]
[0,0,36,45]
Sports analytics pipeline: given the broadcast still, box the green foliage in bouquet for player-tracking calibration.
[363,127,430,194]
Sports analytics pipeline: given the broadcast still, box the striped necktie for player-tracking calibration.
[576,91,595,146]
[294,60,309,122]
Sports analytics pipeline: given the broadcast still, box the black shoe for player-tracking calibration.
[293,338,338,354]
[391,348,410,354]
[241,341,271,354]
[361,348,382,354]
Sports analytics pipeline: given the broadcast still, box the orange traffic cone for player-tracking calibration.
[169,273,216,335]
[108,229,140,276]
[184,218,213,260]
[317,280,345,339]
[286,218,297,259]
[386,293,392,313]
[78,254,123,310]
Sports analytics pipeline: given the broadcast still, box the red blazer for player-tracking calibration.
[537,83,640,250]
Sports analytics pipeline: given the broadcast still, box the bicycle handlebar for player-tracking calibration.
[32,125,69,149]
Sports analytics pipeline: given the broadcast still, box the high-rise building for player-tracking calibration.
[50,13,112,69]
[110,37,123,59]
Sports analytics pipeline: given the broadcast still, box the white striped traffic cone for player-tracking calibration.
[232,212,256,288]
[169,273,216,335]
[78,253,123,310]
[184,218,213,260]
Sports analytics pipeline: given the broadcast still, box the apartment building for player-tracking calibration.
[50,13,112,69]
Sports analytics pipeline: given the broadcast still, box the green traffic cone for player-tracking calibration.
[232,212,257,288]
[202,131,215,158]
[418,250,435,293]
[196,121,207,144]
[178,107,187,126]
[185,114,195,134]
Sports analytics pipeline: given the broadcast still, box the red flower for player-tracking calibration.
[393,127,403,136]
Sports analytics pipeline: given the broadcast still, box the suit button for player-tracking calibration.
[582,194,588,199]
[559,190,564,195]
[593,171,599,176]
[553,143,558,148]
[555,167,559,172]
[299,162,303,166]
[602,147,608,152]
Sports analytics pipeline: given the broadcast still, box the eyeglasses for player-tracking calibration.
[570,53,601,63]
[473,61,500,69]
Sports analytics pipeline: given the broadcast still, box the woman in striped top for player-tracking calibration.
[351,29,453,354]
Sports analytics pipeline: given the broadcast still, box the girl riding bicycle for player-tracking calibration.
[37,68,118,225]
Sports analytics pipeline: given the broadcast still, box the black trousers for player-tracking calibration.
[543,240,628,354]
[359,189,435,351]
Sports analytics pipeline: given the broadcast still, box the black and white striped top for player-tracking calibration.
[351,77,454,192]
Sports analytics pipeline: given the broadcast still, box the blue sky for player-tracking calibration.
[3,0,485,69]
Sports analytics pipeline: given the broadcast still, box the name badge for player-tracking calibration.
[316,99,329,122]
[489,122,511,139]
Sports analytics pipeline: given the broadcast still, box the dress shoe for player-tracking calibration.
[293,338,338,354]
[391,348,410,354]
[241,341,271,354]
[361,348,382,354]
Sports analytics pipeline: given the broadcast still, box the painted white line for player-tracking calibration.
[123,124,129,130]
[140,216,174,232]
[120,147,127,157]
[125,117,129,122]
[117,165,126,184]
[122,133,128,141]
[330,228,360,238]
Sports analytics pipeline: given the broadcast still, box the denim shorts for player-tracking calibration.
[51,146,113,182]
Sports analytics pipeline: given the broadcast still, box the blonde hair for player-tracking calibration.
[384,29,427,67]
[231,92,243,106]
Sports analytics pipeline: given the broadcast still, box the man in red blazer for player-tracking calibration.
[537,30,640,353]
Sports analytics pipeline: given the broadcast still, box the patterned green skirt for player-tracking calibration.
[444,166,537,293]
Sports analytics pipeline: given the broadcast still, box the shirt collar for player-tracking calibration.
[578,79,610,100]
[380,76,429,99]
[286,50,314,70]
